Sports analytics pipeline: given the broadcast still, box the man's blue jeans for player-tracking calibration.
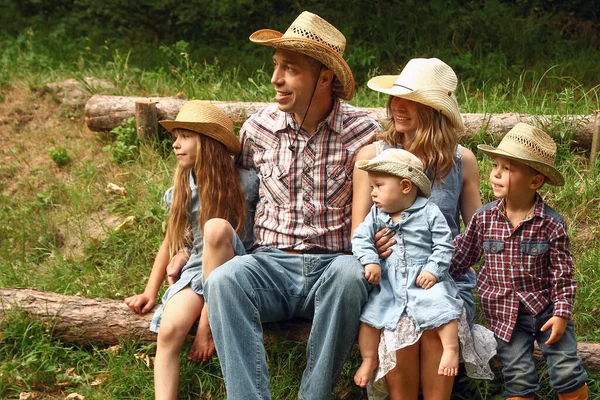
[495,304,587,398]
[204,247,369,400]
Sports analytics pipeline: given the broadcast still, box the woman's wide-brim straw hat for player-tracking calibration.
[357,148,432,197]
[367,58,464,130]
[249,11,354,101]
[159,100,241,156]
[478,122,564,186]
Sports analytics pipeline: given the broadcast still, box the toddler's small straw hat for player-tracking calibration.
[367,58,464,130]
[249,11,354,101]
[159,101,241,156]
[477,122,564,186]
[357,148,432,197]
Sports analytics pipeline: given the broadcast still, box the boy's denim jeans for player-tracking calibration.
[205,247,369,400]
[495,304,587,398]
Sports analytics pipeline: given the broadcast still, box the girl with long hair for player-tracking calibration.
[125,101,256,399]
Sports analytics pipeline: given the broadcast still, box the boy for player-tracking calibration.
[451,123,588,400]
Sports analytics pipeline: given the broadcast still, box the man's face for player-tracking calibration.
[271,48,320,119]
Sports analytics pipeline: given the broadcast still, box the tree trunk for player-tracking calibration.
[84,95,598,149]
[2,288,600,374]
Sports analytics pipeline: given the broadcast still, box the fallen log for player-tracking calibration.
[2,288,600,375]
[0,288,310,346]
[84,95,597,149]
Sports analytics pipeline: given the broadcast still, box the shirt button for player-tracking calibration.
[304,194,310,201]
[492,246,497,251]
[532,248,538,253]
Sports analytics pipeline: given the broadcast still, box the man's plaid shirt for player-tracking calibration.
[450,195,577,342]
[237,101,380,252]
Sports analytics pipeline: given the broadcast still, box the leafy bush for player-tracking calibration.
[104,118,139,164]
[49,146,72,167]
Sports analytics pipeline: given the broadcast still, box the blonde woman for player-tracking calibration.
[352,58,495,399]
[125,101,257,400]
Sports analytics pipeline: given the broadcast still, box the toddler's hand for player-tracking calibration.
[541,315,568,345]
[124,292,155,314]
[416,271,436,289]
[364,263,382,284]
[166,250,189,285]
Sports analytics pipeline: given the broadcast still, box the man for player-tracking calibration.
[205,11,380,399]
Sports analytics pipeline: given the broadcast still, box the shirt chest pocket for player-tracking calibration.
[259,164,290,208]
[483,240,504,254]
[520,241,549,256]
[325,165,352,208]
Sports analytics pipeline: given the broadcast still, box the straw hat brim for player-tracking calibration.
[250,30,354,101]
[367,75,464,130]
[159,120,241,156]
[356,160,432,198]
[477,144,564,186]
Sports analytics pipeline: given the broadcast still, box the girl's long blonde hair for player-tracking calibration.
[378,96,460,183]
[165,129,246,257]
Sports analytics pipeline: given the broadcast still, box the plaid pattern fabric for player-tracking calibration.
[237,101,379,252]
[451,195,577,342]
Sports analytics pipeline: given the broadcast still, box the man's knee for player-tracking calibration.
[327,255,368,293]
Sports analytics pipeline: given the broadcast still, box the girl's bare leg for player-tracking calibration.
[154,288,203,400]
[188,218,236,361]
[187,303,214,361]
[436,319,459,376]
[354,322,381,387]
[420,330,454,400]
[386,342,420,400]
[202,218,235,281]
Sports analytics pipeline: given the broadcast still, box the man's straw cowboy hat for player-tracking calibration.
[160,101,241,156]
[249,11,354,100]
[357,148,432,197]
[478,122,564,186]
[368,58,464,130]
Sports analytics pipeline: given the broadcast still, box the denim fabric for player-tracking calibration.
[381,141,477,323]
[353,198,462,330]
[204,248,369,400]
[495,304,587,398]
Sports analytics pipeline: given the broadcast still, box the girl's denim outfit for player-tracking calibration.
[353,198,462,331]
[150,168,258,332]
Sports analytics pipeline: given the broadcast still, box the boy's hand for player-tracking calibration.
[166,251,189,285]
[124,292,155,314]
[374,228,395,259]
[541,315,568,345]
[416,271,437,289]
[364,263,382,284]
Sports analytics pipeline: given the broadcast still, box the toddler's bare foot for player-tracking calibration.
[438,345,459,376]
[187,331,215,362]
[354,358,378,388]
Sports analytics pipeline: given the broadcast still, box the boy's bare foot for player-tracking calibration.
[438,345,459,376]
[354,358,378,388]
[187,331,215,362]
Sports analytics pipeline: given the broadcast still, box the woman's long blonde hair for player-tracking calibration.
[165,129,246,257]
[378,96,459,183]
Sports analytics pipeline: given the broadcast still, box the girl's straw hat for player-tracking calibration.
[249,11,354,101]
[159,101,241,155]
[357,149,432,197]
[478,123,564,186]
[367,58,464,130]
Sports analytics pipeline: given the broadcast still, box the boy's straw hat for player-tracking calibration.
[249,11,354,100]
[159,101,241,155]
[478,123,564,186]
[357,148,432,197]
[367,58,464,130]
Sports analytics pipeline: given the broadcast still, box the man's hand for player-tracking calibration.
[166,251,189,285]
[541,315,568,345]
[416,271,437,289]
[374,228,395,259]
[124,292,156,314]
[364,263,382,284]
